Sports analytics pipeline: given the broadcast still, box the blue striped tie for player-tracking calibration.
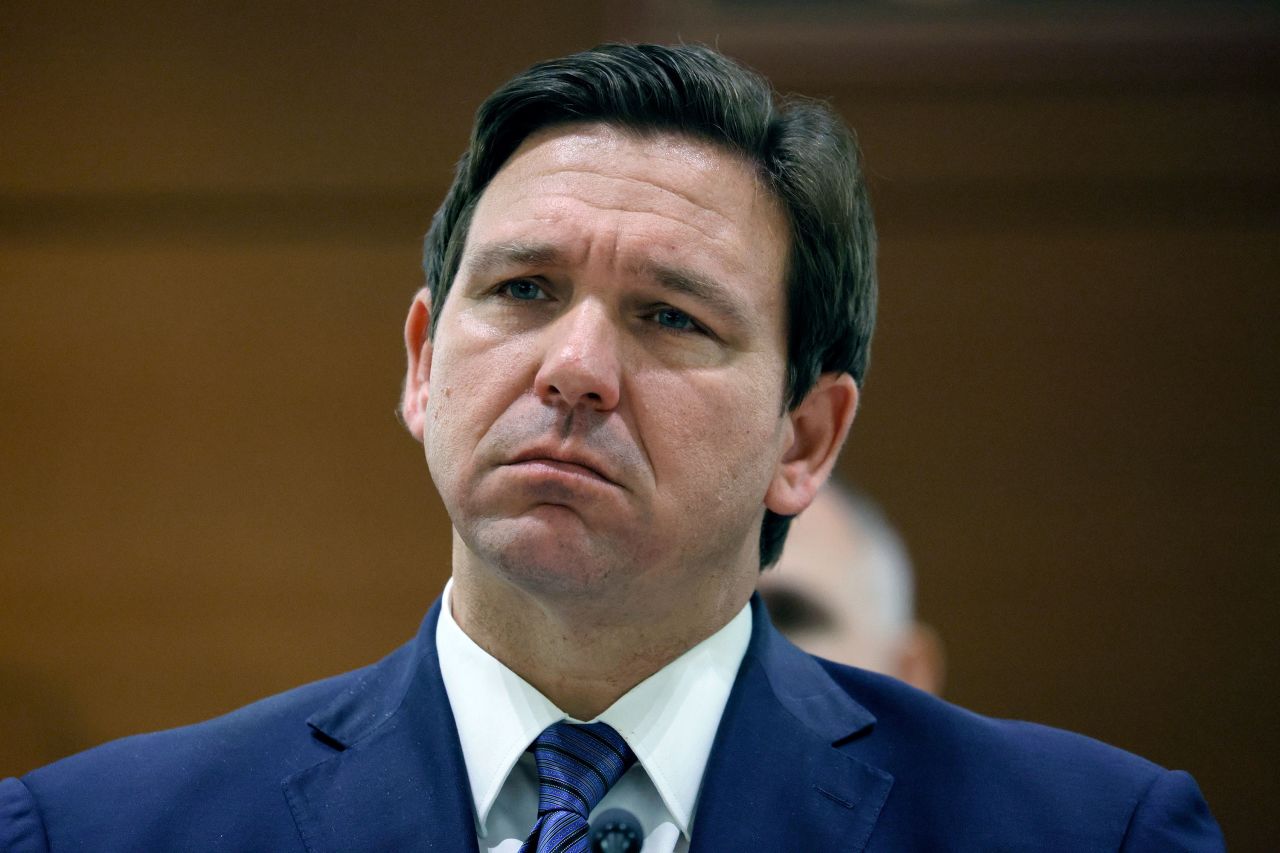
[519,721,638,853]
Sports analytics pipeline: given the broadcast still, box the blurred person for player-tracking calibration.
[758,484,944,694]
[0,43,1222,852]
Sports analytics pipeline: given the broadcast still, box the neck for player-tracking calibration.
[448,537,755,720]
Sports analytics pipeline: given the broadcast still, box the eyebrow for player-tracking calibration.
[759,586,837,633]
[462,241,565,280]
[641,260,755,331]
[462,240,756,330]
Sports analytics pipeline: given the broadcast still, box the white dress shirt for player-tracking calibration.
[436,578,752,853]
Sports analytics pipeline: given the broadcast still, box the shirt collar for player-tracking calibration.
[436,577,752,839]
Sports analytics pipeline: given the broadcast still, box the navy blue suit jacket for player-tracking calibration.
[1,596,1223,851]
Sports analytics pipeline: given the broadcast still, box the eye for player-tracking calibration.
[653,306,698,332]
[499,278,548,300]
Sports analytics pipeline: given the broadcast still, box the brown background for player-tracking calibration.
[2,1,1276,847]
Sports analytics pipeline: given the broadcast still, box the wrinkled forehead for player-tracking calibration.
[482,122,785,235]
[503,120,774,194]
[466,122,792,321]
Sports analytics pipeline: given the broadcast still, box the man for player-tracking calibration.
[0,44,1222,851]
[758,484,945,695]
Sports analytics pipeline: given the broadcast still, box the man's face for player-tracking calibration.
[407,123,796,610]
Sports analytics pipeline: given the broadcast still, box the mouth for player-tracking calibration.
[504,449,619,488]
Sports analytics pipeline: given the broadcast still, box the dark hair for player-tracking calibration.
[422,43,876,568]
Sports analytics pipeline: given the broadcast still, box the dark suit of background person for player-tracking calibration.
[0,44,1224,851]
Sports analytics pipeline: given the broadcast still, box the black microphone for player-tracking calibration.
[589,807,644,853]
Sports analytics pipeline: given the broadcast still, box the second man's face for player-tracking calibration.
[414,122,795,611]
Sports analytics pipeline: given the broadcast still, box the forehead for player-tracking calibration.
[465,123,790,313]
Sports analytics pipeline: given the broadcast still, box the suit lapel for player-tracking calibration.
[690,596,893,852]
[280,595,892,851]
[283,600,479,852]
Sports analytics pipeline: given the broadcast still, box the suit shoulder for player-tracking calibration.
[10,655,395,851]
[29,663,360,780]
[815,660,1223,851]
[821,659,1161,777]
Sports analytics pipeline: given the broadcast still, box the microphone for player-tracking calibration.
[589,807,644,853]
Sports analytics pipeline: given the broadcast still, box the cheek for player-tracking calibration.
[428,329,530,424]
[423,336,527,488]
[636,365,786,505]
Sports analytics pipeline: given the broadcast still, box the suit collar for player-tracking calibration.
[437,578,753,840]
[284,599,479,852]
[281,594,893,851]
[689,595,892,852]
[750,594,877,743]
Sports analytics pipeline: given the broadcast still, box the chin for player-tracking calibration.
[466,513,628,597]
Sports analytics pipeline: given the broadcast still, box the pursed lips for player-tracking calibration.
[504,450,620,487]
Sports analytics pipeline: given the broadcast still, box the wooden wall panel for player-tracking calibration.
[2,1,1276,847]
[1,0,603,773]
[1,238,452,757]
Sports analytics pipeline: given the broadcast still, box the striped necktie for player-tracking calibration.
[519,721,638,853]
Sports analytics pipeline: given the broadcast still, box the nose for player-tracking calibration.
[533,301,622,412]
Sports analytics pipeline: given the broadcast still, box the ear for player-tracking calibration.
[401,289,433,442]
[764,372,859,517]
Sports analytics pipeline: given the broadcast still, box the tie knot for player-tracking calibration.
[530,721,637,819]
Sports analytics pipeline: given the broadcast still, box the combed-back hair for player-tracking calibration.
[421,43,877,568]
